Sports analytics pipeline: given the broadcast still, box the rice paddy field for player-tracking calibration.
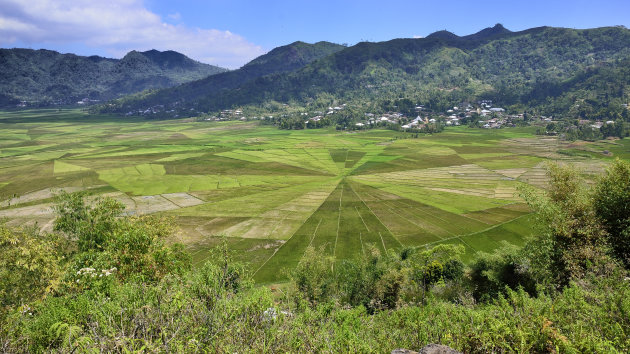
[1,109,628,283]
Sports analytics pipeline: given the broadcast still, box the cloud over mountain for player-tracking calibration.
[0,0,265,68]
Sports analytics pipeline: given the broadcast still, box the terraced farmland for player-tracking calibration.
[1,109,625,283]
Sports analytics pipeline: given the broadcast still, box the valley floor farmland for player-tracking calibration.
[1,109,627,283]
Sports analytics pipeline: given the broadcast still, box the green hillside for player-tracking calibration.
[102,25,630,118]
[103,41,345,111]
[0,49,227,106]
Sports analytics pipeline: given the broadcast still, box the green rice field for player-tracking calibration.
[1,109,627,283]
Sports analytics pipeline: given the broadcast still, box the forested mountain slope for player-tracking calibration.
[0,49,227,106]
[102,25,630,117]
[103,41,345,110]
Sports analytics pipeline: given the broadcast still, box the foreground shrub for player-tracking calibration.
[469,243,537,302]
[4,267,627,353]
[0,223,66,318]
[593,159,630,268]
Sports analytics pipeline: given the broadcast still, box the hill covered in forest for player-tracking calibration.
[101,41,346,112]
[101,25,630,118]
[0,49,227,106]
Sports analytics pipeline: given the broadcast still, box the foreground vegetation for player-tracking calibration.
[1,159,629,352]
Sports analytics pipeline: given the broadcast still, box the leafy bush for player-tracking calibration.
[0,223,66,318]
[469,243,537,301]
[519,163,616,289]
[593,159,630,267]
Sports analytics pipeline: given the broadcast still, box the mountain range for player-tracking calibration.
[118,41,345,111]
[2,24,629,119]
[98,24,630,119]
[0,49,227,106]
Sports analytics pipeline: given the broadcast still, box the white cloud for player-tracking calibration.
[167,12,182,21]
[0,0,265,68]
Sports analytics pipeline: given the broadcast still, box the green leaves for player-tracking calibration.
[290,244,465,310]
[593,159,630,267]
[290,246,335,308]
[54,191,125,252]
[0,223,65,313]
[520,162,627,290]
[53,192,190,286]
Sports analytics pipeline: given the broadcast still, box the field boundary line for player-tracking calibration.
[389,199,466,236]
[452,235,477,254]
[333,184,344,260]
[253,241,283,277]
[422,213,531,249]
[355,206,370,232]
[347,181,404,247]
[267,214,290,239]
[359,232,365,254]
[378,232,386,252]
[160,193,201,208]
[308,218,323,247]
[302,148,337,175]
[381,201,449,240]
[346,147,384,174]
[396,197,501,226]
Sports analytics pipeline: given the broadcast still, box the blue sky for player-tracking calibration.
[1,0,629,69]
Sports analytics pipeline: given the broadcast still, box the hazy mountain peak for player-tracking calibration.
[426,30,460,40]
[0,48,227,105]
[243,41,344,69]
[426,24,512,41]
[463,23,512,40]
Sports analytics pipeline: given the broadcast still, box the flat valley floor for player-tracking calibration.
[1,109,627,283]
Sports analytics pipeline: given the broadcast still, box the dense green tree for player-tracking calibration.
[469,243,537,301]
[0,48,226,106]
[54,191,124,252]
[593,159,630,267]
[0,223,66,316]
[289,246,335,308]
[520,164,617,289]
[99,26,630,130]
[54,192,190,284]
[406,244,464,305]
[337,245,406,311]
